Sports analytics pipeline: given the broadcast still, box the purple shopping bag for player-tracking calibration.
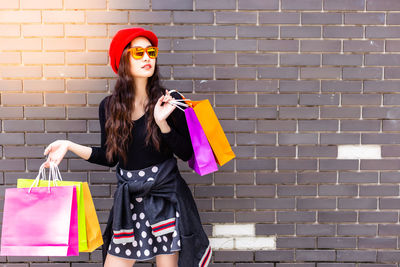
[185,107,218,176]
[0,186,79,256]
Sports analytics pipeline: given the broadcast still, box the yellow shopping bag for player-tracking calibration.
[80,182,103,252]
[17,179,88,252]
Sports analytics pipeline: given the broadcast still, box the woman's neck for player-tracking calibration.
[134,77,148,105]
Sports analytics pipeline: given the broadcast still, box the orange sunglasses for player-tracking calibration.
[127,46,159,60]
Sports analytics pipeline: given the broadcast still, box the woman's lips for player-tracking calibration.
[142,64,152,70]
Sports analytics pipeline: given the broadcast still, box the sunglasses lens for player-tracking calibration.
[133,48,144,59]
[147,47,157,58]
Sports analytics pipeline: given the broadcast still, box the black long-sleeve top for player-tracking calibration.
[86,92,193,170]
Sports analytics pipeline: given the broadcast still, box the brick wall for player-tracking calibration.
[1,0,400,266]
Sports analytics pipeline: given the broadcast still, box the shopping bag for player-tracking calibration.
[17,163,88,252]
[1,172,79,256]
[184,107,218,176]
[81,182,103,252]
[169,90,235,166]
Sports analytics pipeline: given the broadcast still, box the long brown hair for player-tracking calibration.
[104,45,165,165]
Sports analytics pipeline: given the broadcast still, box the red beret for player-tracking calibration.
[109,27,158,74]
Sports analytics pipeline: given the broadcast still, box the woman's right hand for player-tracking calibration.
[43,140,71,168]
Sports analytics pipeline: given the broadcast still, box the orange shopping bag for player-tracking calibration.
[81,182,103,252]
[183,98,235,166]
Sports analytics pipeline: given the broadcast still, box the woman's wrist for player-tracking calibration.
[156,120,171,133]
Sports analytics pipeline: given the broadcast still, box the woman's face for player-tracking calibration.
[128,37,156,78]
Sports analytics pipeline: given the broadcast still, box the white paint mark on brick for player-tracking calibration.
[213,224,255,237]
[235,237,276,250]
[209,237,234,250]
[338,145,381,159]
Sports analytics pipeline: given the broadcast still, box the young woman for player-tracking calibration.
[43,28,211,267]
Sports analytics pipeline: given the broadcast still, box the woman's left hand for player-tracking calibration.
[154,89,176,125]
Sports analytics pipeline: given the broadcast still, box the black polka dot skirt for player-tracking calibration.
[108,165,182,261]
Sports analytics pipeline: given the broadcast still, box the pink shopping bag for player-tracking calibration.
[185,107,218,176]
[0,186,79,256]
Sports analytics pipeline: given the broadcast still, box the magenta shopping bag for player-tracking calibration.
[0,186,79,256]
[185,107,218,176]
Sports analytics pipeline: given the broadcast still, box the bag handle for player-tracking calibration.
[167,89,193,110]
[28,162,58,193]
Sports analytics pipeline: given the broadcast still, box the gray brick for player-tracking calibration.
[318,237,357,249]
[377,251,400,263]
[297,198,336,209]
[238,80,278,92]
[300,94,340,105]
[3,120,44,131]
[238,26,279,38]
[381,144,400,156]
[216,12,257,24]
[259,67,298,79]
[379,224,400,236]
[302,13,342,24]
[367,0,400,10]
[345,13,385,25]
[323,26,363,38]
[255,250,294,261]
[282,0,322,10]
[195,185,234,197]
[362,133,400,144]
[338,198,377,210]
[320,159,358,171]
[366,54,400,66]
[195,26,235,37]
[387,13,400,24]
[301,40,341,52]
[153,25,193,37]
[173,39,213,51]
[256,172,296,185]
[277,237,316,249]
[278,185,317,196]
[0,107,23,118]
[200,211,234,223]
[321,107,360,118]
[338,224,377,236]
[278,211,316,223]
[318,211,357,223]
[344,40,384,52]
[337,250,377,262]
[380,198,400,210]
[387,40,400,52]
[215,94,255,106]
[319,185,358,196]
[257,120,297,131]
[296,250,336,262]
[298,120,338,131]
[45,120,87,132]
[216,39,257,51]
[343,67,382,80]
[173,66,212,79]
[297,172,337,184]
[280,54,320,66]
[256,198,295,209]
[195,80,235,93]
[298,146,337,158]
[109,0,148,9]
[323,54,363,66]
[279,107,319,119]
[237,107,276,119]
[364,81,400,93]
[238,53,277,65]
[340,120,381,132]
[280,80,320,92]
[215,67,256,79]
[281,26,321,38]
[279,133,318,145]
[360,185,399,196]
[381,172,400,183]
[259,40,299,52]
[0,133,25,145]
[238,0,278,10]
[158,53,192,65]
[236,159,275,171]
[258,94,298,105]
[359,237,397,249]
[359,211,398,223]
[368,26,400,38]
[236,211,275,223]
[214,251,253,262]
[259,12,300,24]
[324,0,364,10]
[237,185,275,197]
[301,67,341,79]
[152,0,192,10]
[297,224,336,236]
[130,11,170,23]
[256,224,295,235]
[322,80,362,92]
[257,146,296,157]
[196,0,236,10]
[215,199,254,210]
[385,67,400,79]
[320,133,360,144]
[194,53,234,65]
[173,11,213,23]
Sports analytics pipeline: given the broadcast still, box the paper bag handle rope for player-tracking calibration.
[29,162,59,193]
